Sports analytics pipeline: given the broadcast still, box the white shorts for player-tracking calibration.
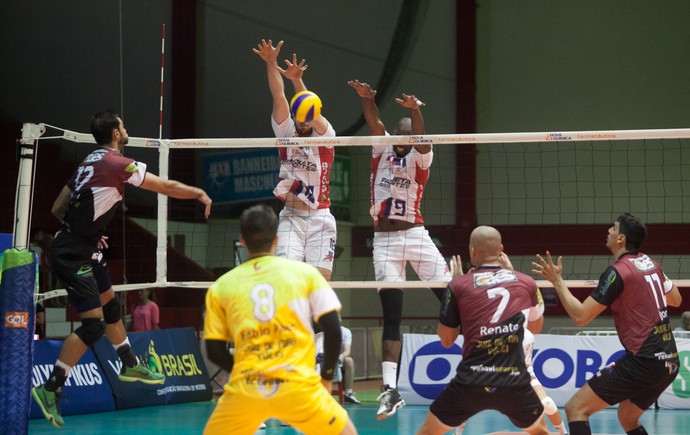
[276,207,336,271]
[373,226,451,286]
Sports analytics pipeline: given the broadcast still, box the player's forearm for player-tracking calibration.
[289,77,307,94]
[161,180,206,200]
[266,63,286,98]
[552,278,587,325]
[360,97,385,135]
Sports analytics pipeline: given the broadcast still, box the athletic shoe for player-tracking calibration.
[118,363,165,384]
[344,392,361,404]
[376,384,405,420]
[32,385,64,428]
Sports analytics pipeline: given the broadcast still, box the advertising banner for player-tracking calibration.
[399,333,690,409]
[1,249,37,433]
[93,327,211,409]
[30,339,115,418]
[203,150,350,207]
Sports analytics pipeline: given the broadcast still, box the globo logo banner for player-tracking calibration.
[398,333,690,408]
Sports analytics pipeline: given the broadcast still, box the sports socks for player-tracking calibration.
[568,421,591,435]
[114,338,139,368]
[626,426,648,435]
[382,361,398,388]
[45,360,72,392]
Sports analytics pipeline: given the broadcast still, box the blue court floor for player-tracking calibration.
[28,401,690,434]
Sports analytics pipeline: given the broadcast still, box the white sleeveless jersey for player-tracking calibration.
[370,140,433,225]
[271,117,335,209]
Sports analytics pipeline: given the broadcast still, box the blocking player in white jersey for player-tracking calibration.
[348,80,451,420]
[254,39,336,280]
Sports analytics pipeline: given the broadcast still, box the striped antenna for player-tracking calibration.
[159,23,166,139]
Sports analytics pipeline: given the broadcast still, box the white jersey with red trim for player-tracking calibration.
[271,117,335,209]
[370,139,433,225]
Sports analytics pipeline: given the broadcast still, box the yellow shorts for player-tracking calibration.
[203,379,349,435]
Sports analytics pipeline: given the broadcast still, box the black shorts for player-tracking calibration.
[588,352,679,409]
[51,233,112,313]
[429,379,544,429]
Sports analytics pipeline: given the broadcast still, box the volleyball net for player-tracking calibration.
[17,123,690,306]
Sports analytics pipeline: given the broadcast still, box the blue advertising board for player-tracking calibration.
[203,150,350,206]
[93,327,211,409]
[30,340,115,418]
[204,149,279,204]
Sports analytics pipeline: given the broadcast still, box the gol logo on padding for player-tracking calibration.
[4,312,29,328]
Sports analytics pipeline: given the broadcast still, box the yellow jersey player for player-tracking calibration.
[202,204,358,435]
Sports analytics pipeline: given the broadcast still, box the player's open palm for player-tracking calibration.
[279,53,307,81]
[347,80,377,99]
[252,39,283,63]
[532,251,563,284]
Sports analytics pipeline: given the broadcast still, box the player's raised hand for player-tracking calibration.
[252,39,283,63]
[347,80,377,99]
[532,251,563,284]
[395,93,425,110]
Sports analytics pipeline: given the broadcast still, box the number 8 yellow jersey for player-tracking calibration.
[204,255,342,390]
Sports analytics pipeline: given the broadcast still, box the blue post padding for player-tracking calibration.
[0,249,36,435]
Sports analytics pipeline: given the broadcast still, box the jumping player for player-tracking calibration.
[348,79,451,420]
[31,110,212,428]
[254,39,336,280]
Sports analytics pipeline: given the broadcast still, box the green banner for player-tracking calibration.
[329,155,350,207]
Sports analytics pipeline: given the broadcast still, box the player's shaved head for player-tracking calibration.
[469,226,503,265]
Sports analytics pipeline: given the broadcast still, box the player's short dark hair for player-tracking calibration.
[240,204,278,253]
[91,110,121,145]
[617,212,647,251]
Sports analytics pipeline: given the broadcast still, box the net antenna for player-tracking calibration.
[155,22,169,285]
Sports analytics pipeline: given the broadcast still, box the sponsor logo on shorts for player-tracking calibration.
[5,311,29,328]
[77,266,93,276]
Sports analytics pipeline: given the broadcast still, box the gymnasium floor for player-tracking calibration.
[28,399,690,434]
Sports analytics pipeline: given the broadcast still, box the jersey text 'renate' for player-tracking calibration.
[440,267,542,387]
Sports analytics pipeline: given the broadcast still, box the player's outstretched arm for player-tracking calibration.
[253,38,290,124]
[140,173,212,219]
[396,93,429,153]
[532,251,606,326]
[281,53,329,135]
[347,80,385,136]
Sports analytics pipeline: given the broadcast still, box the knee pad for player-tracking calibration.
[380,289,403,341]
[75,318,106,346]
[102,298,121,324]
[541,396,558,415]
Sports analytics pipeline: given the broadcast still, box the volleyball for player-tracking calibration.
[290,91,322,123]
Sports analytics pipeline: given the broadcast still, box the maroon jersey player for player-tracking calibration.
[533,213,682,435]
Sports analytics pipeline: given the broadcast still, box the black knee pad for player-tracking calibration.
[380,289,403,341]
[75,318,106,346]
[102,298,121,324]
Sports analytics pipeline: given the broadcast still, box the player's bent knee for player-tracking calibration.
[541,396,558,415]
[102,298,121,324]
[75,318,106,346]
